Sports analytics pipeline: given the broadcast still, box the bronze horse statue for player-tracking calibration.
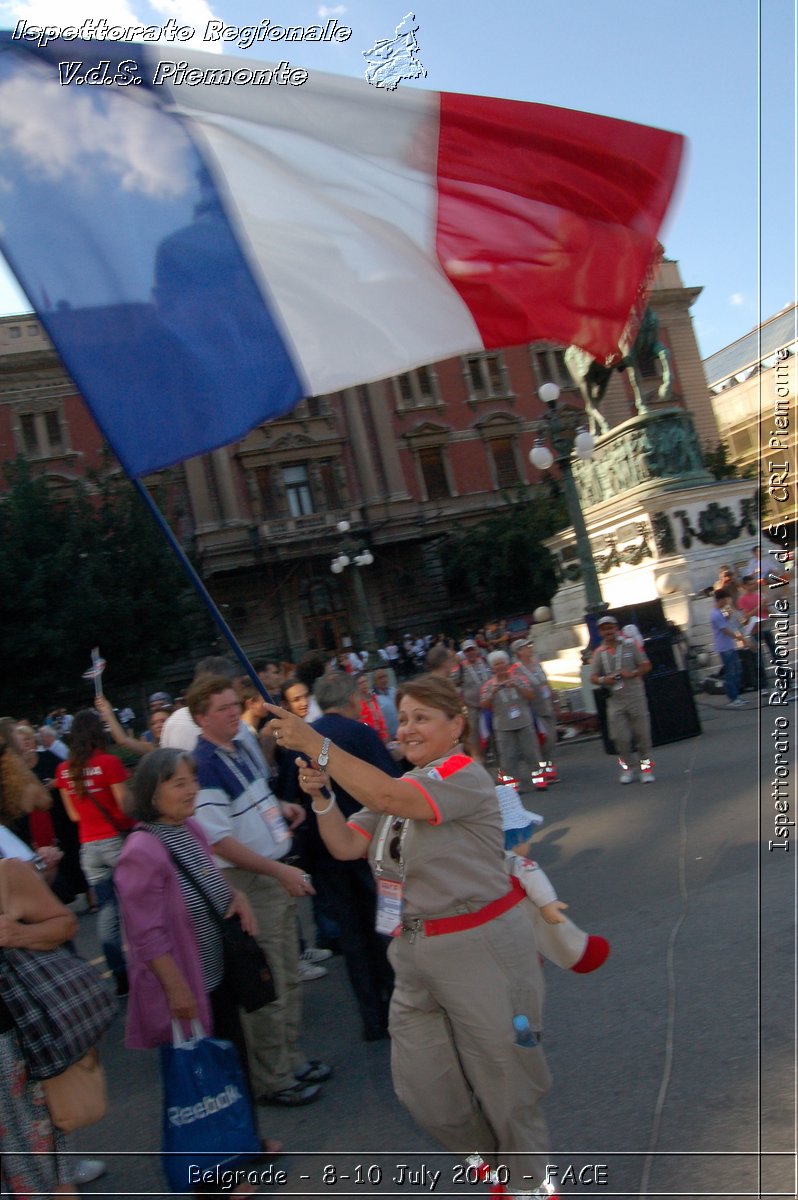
[564,307,673,436]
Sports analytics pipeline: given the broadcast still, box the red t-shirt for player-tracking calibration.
[738,591,768,620]
[55,751,133,843]
[359,696,388,744]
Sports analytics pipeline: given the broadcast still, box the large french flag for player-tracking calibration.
[0,37,684,478]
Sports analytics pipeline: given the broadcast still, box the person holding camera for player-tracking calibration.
[589,616,654,785]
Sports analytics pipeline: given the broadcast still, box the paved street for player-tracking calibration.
[69,693,795,1199]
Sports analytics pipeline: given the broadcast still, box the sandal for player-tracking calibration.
[294,1059,332,1084]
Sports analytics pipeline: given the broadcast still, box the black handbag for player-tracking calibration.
[218,914,277,1013]
[156,837,276,1013]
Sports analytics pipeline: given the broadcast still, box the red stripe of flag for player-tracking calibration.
[435,92,685,361]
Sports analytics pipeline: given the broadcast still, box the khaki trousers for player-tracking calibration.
[607,689,652,765]
[494,724,542,782]
[223,867,304,1096]
[388,905,551,1192]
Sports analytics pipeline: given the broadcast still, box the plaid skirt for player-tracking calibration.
[0,1028,68,1198]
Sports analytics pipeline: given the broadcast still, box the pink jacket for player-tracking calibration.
[115,819,219,1048]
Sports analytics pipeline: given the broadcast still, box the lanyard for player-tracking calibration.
[216,742,267,793]
[601,643,624,676]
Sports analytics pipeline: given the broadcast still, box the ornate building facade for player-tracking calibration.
[0,260,718,658]
[705,303,797,535]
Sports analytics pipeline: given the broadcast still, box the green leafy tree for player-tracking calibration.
[703,440,750,480]
[441,487,567,622]
[0,461,214,715]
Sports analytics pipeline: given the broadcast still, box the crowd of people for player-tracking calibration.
[1,629,594,1199]
[3,553,783,1197]
[708,552,784,705]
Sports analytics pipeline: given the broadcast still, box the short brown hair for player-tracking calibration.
[129,749,196,822]
[396,675,470,745]
[186,675,239,720]
[238,681,264,707]
[425,644,451,671]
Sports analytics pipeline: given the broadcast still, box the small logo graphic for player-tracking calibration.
[363,12,426,90]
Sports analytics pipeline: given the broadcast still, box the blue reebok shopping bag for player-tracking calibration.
[161,1021,260,1192]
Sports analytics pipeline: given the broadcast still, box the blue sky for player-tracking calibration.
[0,0,794,358]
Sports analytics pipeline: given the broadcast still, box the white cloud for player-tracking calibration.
[144,0,225,49]
[729,292,744,306]
[0,72,193,200]
[318,5,347,16]
[0,0,226,50]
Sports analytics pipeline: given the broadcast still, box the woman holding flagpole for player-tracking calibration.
[266,677,554,1200]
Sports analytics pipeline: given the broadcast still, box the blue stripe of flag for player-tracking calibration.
[0,35,305,477]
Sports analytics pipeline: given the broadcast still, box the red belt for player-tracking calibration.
[404,876,525,938]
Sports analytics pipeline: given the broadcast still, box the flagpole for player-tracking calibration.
[131,480,276,705]
[91,648,103,700]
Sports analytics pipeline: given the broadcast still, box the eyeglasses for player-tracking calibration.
[388,817,405,864]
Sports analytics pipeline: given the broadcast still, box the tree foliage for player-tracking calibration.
[703,440,754,481]
[441,487,567,622]
[0,461,214,716]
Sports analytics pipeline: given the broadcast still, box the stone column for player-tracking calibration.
[342,387,381,503]
[183,457,215,528]
[363,381,409,499]
[211,448,242,522]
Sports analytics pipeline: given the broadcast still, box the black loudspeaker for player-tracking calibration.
[643,633,677,673]
[594,670,701,755]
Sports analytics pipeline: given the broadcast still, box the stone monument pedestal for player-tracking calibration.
[539,409,759,693]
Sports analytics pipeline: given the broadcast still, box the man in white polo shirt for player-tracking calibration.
[188,674,331,1107]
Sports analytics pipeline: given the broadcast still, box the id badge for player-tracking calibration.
[261,800,291,844]
[508,707,522,720]
[375,878,404,937]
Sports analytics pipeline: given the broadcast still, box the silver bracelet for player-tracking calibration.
[311,792,337,816]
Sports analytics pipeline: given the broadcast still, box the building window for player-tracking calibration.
[19,414,39,455]
[27,324,39,338]
[418,446,450,500]
[464,352,509,401]
[44,410,63,452]
[532,346,572,390]
[393,366,439,410]
[16,408,65,458]
[283,464,314,517]
[730,427,755,457]
[490,437,520,489]
[317,460,342,509]
[8,326,20,339]
[294,395,330,419]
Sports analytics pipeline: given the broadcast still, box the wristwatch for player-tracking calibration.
[317,737,331,768]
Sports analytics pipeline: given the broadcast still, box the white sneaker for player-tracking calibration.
[727,697,748,708]
[300,947,333,964]
[619,769,634,784]
[72,1159,107,1185]
[297,959,328,981]
[639,759,655,784]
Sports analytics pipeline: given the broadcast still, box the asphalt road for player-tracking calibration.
[68,693,796,1199]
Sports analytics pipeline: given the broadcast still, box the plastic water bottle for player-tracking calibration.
[513,1014,537,1047]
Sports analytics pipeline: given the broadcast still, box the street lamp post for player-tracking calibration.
[330,520,378,653]
[529,382,607,615]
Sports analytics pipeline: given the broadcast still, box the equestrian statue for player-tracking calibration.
[564,307,673,437]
